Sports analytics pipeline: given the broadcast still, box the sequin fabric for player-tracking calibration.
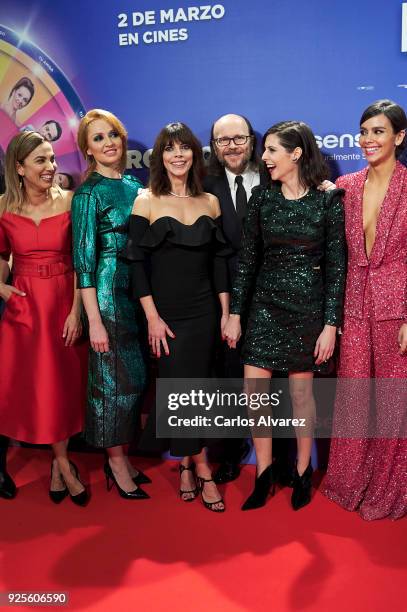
[322,163,407,520]
[72,172,147,447]
[230,185,346,371]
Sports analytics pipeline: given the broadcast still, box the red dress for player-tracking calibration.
[0,211,87,444]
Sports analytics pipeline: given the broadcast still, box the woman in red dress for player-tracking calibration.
[0,131,88,505]
[323,100,407,520]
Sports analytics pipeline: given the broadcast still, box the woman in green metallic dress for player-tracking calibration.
[72,109,149,500]
[224,121,346,511]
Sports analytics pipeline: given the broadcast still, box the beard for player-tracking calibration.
[218,150,253,175]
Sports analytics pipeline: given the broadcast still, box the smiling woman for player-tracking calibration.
[72,109,149,500]
[224,120,346,512]
[0,131,88,504]
[323,100,407,521]
[126,121,231,513]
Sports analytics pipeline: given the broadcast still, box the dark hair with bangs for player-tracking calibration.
[149,122,205,196]
[360,99,407,157]
[263,120,330,188]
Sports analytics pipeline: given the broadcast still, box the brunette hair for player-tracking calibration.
[8,77,35,104]
[0,131,45,215]
[208,114,260,175]
[43,119,62,142]
[263,120,330,188]
[77,109,128,178]
[360,99,407,157]
[149,122,204,196]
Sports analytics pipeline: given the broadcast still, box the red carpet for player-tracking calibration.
[0,448,405,611]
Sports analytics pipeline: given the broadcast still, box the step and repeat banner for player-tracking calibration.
[1,0,407,187]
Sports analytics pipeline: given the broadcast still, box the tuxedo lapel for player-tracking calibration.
[217,174,241,249]
[352,167,369,267]
[370,161,405,267]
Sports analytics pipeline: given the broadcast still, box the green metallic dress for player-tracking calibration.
[72,172,146,447]
[230,185,345,372]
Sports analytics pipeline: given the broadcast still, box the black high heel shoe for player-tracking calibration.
[0,438,16,500]
[49,460,68,504]
[241,464,276,511]
[104,462,150,500]
[132,468,152,486]
[66,461,89,507]
[196,476,225,513]
[0,470,17,500]
[291,461,313,510]
[179,464,198,502]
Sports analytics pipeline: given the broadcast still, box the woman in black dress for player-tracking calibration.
[127,122,230,512]
[224,121,346,511]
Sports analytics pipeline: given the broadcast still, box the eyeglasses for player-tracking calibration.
[213,135,252,147]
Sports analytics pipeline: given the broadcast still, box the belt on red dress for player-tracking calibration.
[12,258,73,279]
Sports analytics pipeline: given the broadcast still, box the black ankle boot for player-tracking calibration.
[241,464,275,511]
[291,462,313,510]
[0,437,16,500]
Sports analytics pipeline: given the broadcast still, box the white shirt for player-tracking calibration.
[225,165,260,209]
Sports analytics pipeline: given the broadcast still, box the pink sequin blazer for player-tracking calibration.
[337,161,407,321]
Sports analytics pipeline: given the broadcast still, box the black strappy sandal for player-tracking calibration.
[197,476,225,513]
[179,464,198,502]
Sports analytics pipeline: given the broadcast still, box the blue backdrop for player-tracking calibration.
[1,1,406,463]
[1,0,407,184]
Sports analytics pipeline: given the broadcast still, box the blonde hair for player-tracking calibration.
[77,109,128,179]
[0,131,45,216]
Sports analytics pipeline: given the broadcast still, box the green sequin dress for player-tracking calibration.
[230,185,346,372]
[72,172,146,447]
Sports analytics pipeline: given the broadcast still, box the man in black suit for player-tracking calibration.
[205,114,293,486]
[204,114,267,483]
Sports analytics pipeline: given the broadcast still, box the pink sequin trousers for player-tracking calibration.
[323,284,407,521]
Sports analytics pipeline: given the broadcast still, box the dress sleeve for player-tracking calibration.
[0,220,11,260]
[324,189,346,326]
[126,215,152,299]
[213,216,230,294]
[71,190,99,289]
[229,188,263,315]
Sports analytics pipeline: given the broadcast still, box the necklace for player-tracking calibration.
[169,191,190,198]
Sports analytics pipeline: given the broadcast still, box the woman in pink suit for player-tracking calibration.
[323,100,407,520]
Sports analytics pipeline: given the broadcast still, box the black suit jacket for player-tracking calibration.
[203,170,268,280]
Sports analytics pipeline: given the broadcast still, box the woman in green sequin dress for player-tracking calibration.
[224,121,346,511]
[72,110,148,499]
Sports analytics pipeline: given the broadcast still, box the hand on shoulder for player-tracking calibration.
[132,187,152,218]
[53,185,73,212]
[205,192,221,218]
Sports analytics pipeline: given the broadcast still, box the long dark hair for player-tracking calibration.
[149,122,204,196]
[360,99,407,157]
[207,114,260,176]
[263,120,330,188]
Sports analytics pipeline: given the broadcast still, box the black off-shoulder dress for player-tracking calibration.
[126,214,230,456]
